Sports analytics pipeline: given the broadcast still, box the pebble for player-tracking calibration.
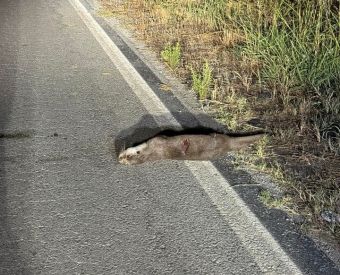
[320,210,340,224]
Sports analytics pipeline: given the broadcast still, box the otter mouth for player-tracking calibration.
[118,151,131,165]
[118,156,131,165]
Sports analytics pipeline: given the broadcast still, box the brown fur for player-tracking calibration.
[118,133,264,165]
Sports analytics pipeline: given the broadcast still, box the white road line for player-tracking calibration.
[69,0,302,273]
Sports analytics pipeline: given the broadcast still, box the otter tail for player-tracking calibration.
[228,134,265,150]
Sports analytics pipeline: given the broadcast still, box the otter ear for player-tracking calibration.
[181,139,190,154]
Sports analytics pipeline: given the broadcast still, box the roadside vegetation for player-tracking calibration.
[101,0,340,242]
[161,42,181,70]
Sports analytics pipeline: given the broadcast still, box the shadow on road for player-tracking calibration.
[0,1,30,273]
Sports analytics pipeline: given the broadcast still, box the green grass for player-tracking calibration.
[241,3,340,90]
[97,7,114,17]
[161,42,181,70]
[185,0,228,30]
[214,89,252,131]
[259,190,291,210]
[191,61,213,100]
[233,0,340,154]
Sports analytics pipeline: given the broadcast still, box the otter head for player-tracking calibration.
[118,143,148,165]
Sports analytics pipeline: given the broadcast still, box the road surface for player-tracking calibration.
[0,0,339,274]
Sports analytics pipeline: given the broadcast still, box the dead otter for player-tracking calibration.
[118,133,264,165]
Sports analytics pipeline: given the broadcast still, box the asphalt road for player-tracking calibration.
[0,0,339,274]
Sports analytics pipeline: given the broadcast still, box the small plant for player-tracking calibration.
[259,190,291,210]
[216,108,238,131]
[220,88,252,131]
[191,61,213,100]
[161,42,181,70]
[255,135,268,159]
[97,7,114,18]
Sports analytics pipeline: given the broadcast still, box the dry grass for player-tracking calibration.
[100,0,340,242]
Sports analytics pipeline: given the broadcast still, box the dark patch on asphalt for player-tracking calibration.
[0,130,68,140]
[47,132,67,139]
[0,130,34,139]
[35,155,70,163]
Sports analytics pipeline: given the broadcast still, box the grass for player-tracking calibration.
[191,61,213,100]
[101,0,340,242]
[97,7,114,18]
[259,190,293,212]
[161,42,181,70]
[235,0,340,155]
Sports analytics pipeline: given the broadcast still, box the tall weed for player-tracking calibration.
[161,42,181,70]
[191,62,213,100]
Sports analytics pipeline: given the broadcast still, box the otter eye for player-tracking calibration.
[136,151,140,155]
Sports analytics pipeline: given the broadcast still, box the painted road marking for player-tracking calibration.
[69,0,302,273]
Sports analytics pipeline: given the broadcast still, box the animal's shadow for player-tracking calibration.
[114,112,265,156]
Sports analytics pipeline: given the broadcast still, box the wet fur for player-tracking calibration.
[118,133,264,165]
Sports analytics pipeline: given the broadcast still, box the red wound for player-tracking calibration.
[181,139,190,154]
